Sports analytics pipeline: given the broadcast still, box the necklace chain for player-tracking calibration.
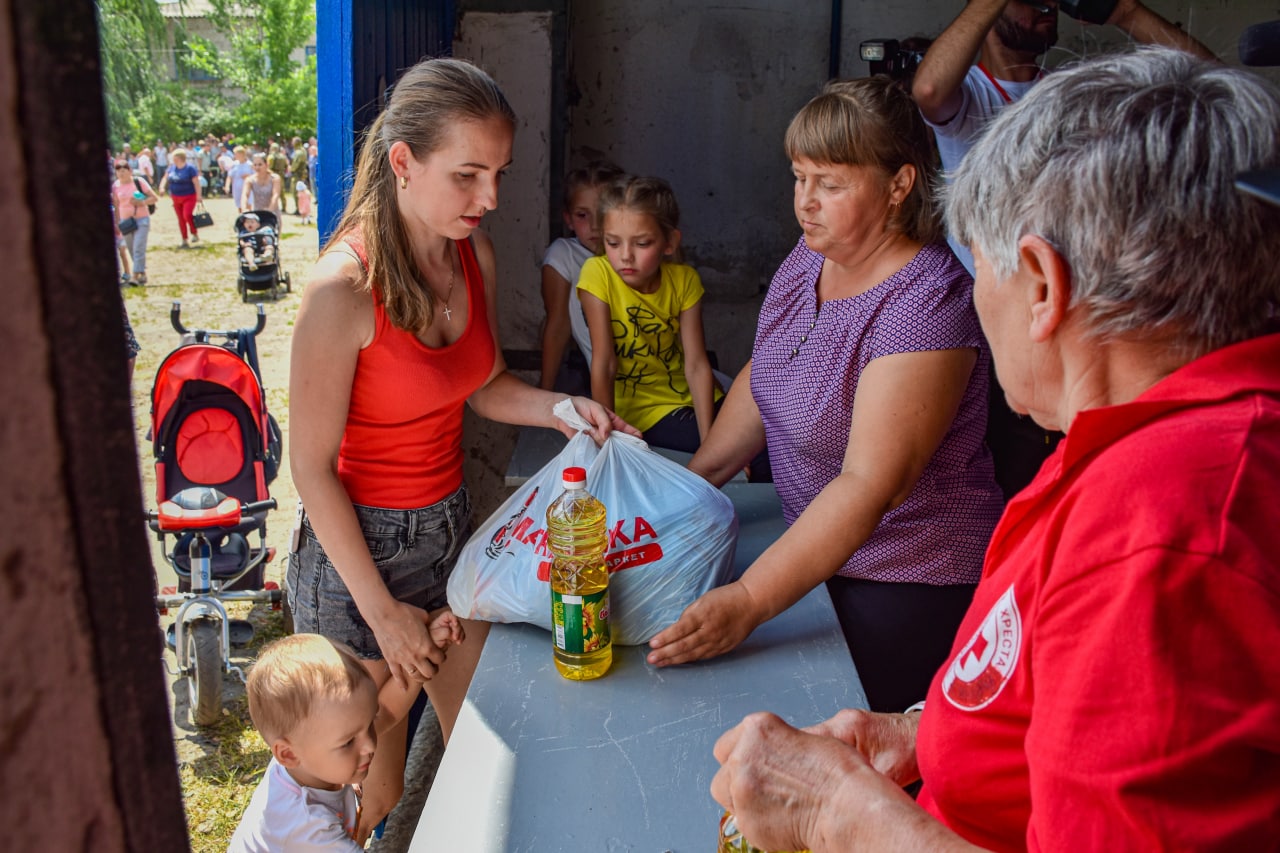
[788,303,820,361]
[436,250,457,322]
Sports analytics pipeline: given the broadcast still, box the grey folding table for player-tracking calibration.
[410,481,866,853]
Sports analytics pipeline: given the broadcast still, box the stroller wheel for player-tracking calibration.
[284,271,292,293]
[185,618,224,726]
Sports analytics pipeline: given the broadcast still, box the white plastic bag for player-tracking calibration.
[447,400,739,645]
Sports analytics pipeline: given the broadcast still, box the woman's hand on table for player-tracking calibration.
[805,708,922,787]
[646,581,765,666]
[368,600,449,688]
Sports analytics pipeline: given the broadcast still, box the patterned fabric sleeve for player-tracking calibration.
[865,247,983,361]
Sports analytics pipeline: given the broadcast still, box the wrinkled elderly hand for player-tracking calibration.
[712,712,928,853]
[646,581,766,667]
[710,713,851,852]
[805,708,922,787]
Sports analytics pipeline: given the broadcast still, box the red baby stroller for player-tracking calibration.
[148,302,282,725]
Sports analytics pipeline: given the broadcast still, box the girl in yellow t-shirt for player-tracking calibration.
[577,176,723,452]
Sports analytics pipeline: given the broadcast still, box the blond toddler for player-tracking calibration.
[229,624,460,851]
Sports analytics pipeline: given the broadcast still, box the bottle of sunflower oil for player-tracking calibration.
[718,811,810,853]
[547,466,611,680]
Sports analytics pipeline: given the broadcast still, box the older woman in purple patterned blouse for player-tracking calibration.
[647,77,1004,712]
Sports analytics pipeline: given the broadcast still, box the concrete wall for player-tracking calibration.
[560,0,1279,377]
[567,1,832,373]
[455,11,555,354]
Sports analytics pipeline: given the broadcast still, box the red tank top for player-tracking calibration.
[337,232,496,508]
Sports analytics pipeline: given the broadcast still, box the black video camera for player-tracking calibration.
[1018,0,1117,25]
[859,39,927,82]
[1236,19,1280,207]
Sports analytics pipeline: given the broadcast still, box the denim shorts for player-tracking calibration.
[286,485,472,659]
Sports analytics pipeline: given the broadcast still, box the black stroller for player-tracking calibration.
[234,210,292,303]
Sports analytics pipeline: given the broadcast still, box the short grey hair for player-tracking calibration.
[947,47,1280,352]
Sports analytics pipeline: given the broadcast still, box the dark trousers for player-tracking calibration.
[986,363,1063,499]
[642,406,706,454]
[642,401,772,482]
[825,576,977,713]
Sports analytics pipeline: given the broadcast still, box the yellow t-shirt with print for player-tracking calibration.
[577,256,721,432]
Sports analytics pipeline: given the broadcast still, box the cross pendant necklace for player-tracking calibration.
[436,250,457,322]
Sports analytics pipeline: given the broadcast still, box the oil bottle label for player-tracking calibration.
[551,589,610,654]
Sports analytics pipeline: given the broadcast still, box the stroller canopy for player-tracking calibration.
[151,344,269,500]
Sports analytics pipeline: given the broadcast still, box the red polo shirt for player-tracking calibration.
[916,333,1280,851]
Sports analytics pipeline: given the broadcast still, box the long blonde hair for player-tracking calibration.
[325,58,516,333]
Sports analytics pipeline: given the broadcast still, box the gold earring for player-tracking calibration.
[399,175,408,189]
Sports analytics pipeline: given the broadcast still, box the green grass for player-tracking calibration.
[180,697,270,851]
[154,240,238,251]
[148,280,224,296]
[265,386,289,411]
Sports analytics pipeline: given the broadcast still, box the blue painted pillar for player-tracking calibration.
[316,0,354,246]
[314,0,456,248]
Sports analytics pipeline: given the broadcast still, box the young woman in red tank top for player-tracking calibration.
[288,58,637,840]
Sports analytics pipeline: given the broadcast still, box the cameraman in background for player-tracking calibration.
[912,0,1215,498]
[914,0,1216,274]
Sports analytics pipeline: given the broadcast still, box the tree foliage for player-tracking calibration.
[97,0,170,147]
[99,0,316,147]
[227,57,318,141]
[127,81,237,145]
[206,0,315,84]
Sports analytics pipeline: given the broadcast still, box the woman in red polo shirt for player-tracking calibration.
[709,49,1280,853]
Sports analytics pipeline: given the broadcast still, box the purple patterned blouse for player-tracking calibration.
[750,239,1003,585]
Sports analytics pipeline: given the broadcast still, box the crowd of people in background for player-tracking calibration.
[112,134,316,207]
[106,133,319,284]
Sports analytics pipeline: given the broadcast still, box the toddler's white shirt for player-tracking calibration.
[228,758,363,852]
